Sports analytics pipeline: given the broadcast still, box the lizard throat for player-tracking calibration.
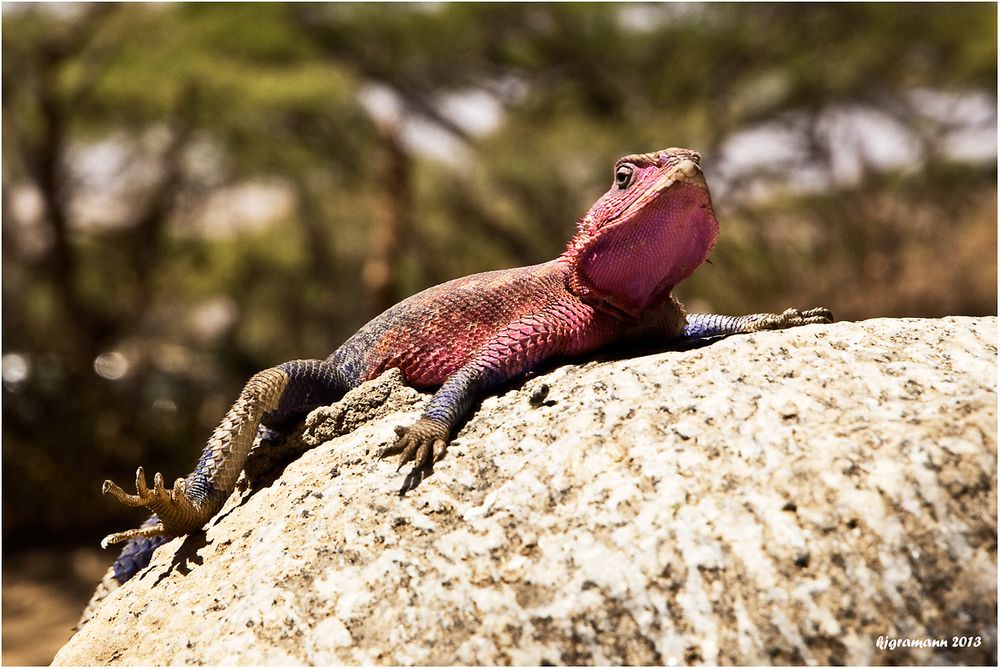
[574,181,719,316]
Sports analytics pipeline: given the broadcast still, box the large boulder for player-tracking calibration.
[55,317,997,665]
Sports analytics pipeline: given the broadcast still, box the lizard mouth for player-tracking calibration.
[578,165,719,316]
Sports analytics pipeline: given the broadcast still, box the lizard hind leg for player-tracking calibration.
[100,359,349,549]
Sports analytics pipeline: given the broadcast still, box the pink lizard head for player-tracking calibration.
[563,147,720,317]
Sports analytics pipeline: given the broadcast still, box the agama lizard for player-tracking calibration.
[95,147,832,600]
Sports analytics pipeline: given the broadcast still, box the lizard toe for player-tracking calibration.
[102,467,160,507]
[770,307,834,329]
[801,307,834,323]
[395,436,420,471]
[102,466,205,537]
[101,521,168,549]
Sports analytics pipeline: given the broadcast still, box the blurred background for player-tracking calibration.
[2,3,996,663]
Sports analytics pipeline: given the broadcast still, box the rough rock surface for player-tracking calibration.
[55,317,997,666]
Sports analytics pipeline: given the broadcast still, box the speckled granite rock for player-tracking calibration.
[55,317,997,665]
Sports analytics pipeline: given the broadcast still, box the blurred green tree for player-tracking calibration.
[2,2,995,548]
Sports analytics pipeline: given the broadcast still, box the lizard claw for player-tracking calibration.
[794,307,834,324]
[101,466,204,545]
[102,467,187,509]
[760,307,833,330]
[378,418,449,492]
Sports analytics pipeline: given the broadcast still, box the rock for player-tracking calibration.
[54,317,997,665]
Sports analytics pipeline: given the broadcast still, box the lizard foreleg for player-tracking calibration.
[683,307,833,339]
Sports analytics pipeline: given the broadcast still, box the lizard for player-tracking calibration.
[91,147,832,613]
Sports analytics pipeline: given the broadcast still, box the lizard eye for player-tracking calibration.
[615,165,635,190]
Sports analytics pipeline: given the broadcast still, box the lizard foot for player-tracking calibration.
[378,418,449,493]
[757,307,833,330]
[101,467,204,547]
